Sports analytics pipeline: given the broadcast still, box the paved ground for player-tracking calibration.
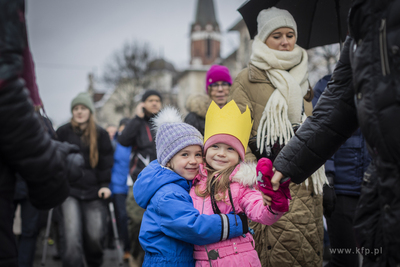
[27,224,353,267]
[32,228,330,267]
[33,229,132,267]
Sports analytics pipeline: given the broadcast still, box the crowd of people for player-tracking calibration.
[1,0,399,267]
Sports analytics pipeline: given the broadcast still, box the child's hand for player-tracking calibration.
[256,158,292,213]
[261,192,272,206]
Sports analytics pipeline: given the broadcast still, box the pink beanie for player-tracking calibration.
[205,65,232,94]
[204,134,245,161]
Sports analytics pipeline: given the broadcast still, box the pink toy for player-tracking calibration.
[256,158,292,212]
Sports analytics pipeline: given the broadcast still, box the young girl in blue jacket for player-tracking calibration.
[133,107,248,267]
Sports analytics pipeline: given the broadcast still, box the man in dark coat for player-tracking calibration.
[271,0,400,265]
[0,1,82,266]
[117,89,162,265]
[118,90,162,181]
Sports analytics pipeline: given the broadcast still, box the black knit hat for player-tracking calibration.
[141,90,162,102]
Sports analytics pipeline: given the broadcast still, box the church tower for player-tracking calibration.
[190,0,221,66]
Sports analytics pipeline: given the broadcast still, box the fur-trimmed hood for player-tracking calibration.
[185,93,211,118]
[197,161,257,187]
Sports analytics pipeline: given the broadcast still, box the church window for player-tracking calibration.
[206,38,212,58]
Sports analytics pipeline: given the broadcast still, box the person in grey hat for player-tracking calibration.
[132,106,249,266]
[228,6,323,266]
[56,92,114,267]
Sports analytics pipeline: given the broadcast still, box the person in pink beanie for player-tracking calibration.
[205,65,232,108]
[190,100,288,266]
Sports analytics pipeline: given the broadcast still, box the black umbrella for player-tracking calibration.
[238,0,351,49]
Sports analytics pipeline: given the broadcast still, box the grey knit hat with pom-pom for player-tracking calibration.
[152,106,203,166]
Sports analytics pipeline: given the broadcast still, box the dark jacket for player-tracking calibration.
[274,0,400,264]
[118,115,157,181]
[313,74,371,196]
[274,36,359,182]
[0,80,71,266]
[56,123,114,200]
[1,1,70,265]
[349,0,400,165]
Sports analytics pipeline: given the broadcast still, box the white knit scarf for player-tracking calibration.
[251,36,326,194]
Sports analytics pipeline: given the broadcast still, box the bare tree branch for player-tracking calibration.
[102,40,154,87]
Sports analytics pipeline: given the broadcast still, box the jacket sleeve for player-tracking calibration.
[229,76,257,163]
[239,186,284,225]
[273,36,358,183]
[156,190,244,245]
[97,128,114,187]
[117,116,140,147]
[0,80,70,209]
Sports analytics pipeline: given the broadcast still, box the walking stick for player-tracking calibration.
[109,201,124,266]
[102,193,123,266]
[41,208,53,266]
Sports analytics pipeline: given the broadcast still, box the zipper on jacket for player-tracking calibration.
[363,171,371,183]
[379,19,390,76]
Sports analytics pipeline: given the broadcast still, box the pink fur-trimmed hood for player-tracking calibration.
[196,162,257,187]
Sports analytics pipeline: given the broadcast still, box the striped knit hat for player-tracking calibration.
[152,106,203,166]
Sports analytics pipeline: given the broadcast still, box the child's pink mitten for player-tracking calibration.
[256,158,292,213]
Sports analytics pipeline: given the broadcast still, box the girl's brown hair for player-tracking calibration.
[71,113,98,168]
[195,163,238,202]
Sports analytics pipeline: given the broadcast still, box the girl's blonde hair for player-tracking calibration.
[195,163,238,202]
[71,113,98,168]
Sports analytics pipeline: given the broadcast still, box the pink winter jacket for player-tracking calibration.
[190,162,286,267]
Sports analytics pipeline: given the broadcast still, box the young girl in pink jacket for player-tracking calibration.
[190,100,287,266]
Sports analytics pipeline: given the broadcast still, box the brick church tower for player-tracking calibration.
[190,0,221,66]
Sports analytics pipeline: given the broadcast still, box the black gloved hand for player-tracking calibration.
[323,173,336,218]
[52,140,84,183]
[237,213,249,235]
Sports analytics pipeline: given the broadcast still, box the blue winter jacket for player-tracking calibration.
[109,142,131,195]
[313,75,371,196]
[133,160,245,267]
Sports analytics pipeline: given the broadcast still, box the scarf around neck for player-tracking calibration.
[251,36,326,195]
[251,36,309,149]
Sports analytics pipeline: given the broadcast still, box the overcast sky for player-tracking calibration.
[25,0,245,127]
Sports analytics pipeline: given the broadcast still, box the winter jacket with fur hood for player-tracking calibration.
[0,1,71,265]
[133,160,246,267]
[190,162,285,267]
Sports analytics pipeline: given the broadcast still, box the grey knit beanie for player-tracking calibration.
[152,106,203,166]
[257,7,297,42]
[71,92,95,113]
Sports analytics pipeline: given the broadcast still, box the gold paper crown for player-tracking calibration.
[204,100,253,151]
